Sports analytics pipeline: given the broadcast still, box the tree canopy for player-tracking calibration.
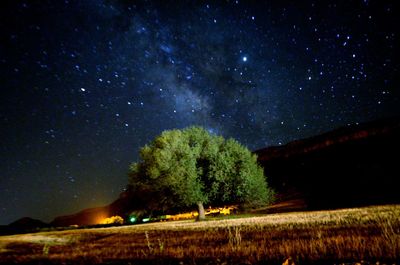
[128,126,274,220]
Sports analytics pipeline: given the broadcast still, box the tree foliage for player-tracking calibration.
[128,127,274,219]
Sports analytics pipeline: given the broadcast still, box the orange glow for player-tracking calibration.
[165,205,238,221]
[100,216,124,225]
[92,211,109,225]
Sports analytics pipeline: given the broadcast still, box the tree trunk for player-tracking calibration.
[197,202,206,221]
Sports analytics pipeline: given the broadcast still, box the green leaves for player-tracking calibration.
[128,126,274,212]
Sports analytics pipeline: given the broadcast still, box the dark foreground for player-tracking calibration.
[0,205,399,265]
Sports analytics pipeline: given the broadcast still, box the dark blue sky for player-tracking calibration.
[0,0,398,224]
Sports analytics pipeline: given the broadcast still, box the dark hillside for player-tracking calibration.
[255,117,400,209]
[0,217,49,235]
[50,190,137,227]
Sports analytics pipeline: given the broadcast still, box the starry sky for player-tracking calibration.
[0,0,398,225]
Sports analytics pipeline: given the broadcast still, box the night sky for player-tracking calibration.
[0,0,398,225]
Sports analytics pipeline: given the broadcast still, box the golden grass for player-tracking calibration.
[0,205,399,264]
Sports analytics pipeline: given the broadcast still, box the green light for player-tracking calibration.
[130,217,136,223]
[142,217,150,222]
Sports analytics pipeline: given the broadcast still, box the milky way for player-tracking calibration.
[0,0,398,224]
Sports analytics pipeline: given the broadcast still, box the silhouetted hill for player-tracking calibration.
[0,217,49,235]
[255,116,400,209]
[50,116,400,226]
[50,190,137,227]
[9,217,48,229]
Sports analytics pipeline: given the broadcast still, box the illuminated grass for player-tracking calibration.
[0,205,399,264]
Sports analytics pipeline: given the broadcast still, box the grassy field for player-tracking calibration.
[0,205,399,264]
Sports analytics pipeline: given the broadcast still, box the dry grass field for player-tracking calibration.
[0,205,399,265]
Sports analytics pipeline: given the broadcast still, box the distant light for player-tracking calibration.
[130,216,136,223]
[142,217,150,222]
[242,56,247,62]
[80,87,85,92]
[207,128,215,134]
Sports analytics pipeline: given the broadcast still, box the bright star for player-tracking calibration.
[242,56,248,62]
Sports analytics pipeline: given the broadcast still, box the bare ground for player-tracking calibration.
[0,205,399,265]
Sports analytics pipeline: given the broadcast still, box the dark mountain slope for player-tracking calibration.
[8,217,48,229]
[50,190,137,227]
[255,116,400,209]
[0,217,49,235]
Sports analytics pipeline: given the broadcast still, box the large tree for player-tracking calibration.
[128,127,274,220]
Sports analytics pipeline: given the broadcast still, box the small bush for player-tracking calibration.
[100,215,124,225]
